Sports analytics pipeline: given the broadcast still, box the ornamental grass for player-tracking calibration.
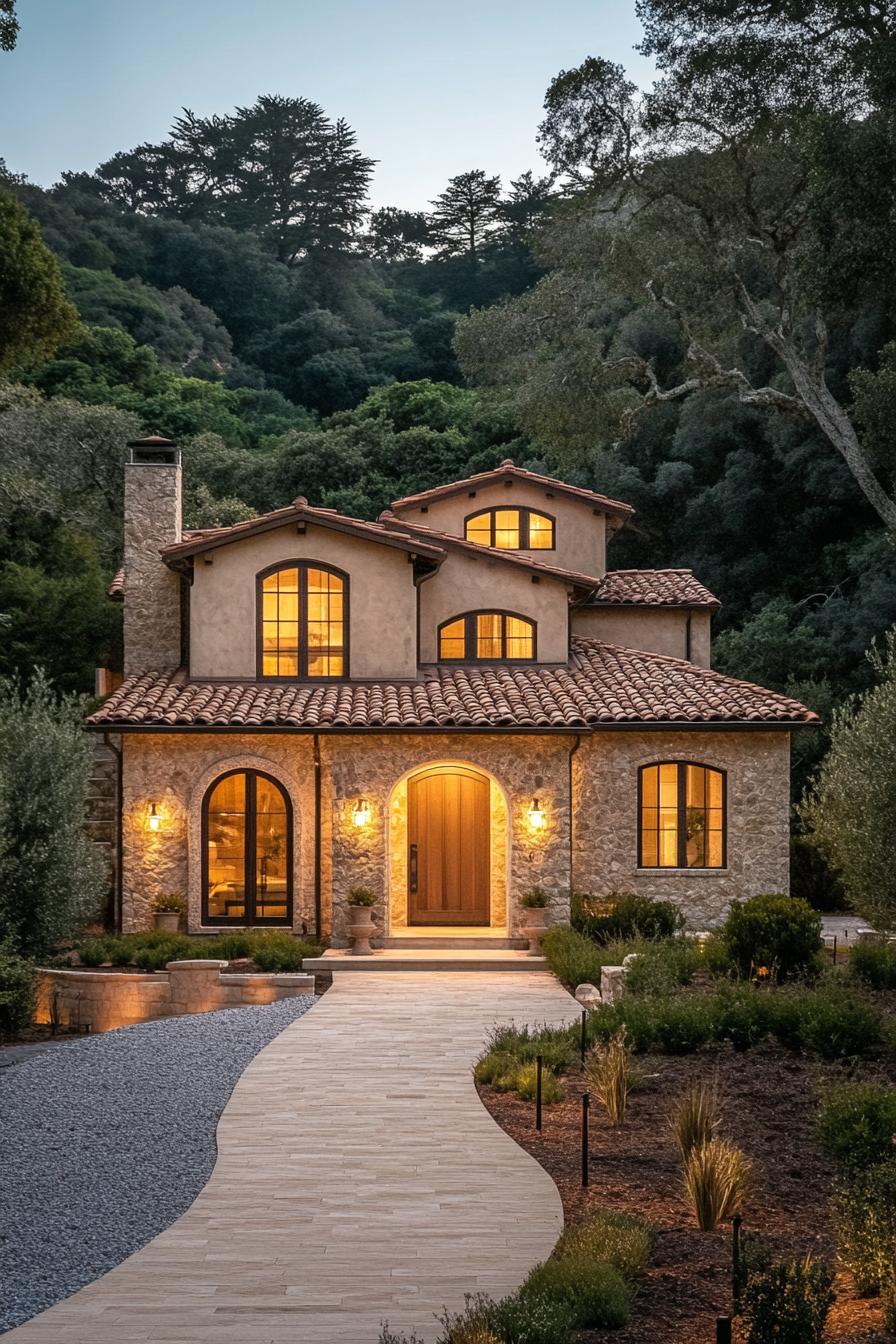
[683,1137,752,1231]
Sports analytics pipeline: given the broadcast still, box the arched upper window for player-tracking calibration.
[639,762,726,869]
[464,507,554,550]
[438,611,536,662]
[202,769,292,925]
[258,562,347,679]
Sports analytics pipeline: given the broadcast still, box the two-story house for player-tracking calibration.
[88,436,816,943]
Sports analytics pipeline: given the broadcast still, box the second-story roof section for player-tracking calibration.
[158,497,446,573]
[589,569,721,610]
[376,510,600,596]
[389,459,635,530]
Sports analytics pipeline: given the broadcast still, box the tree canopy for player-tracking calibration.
[0,190,79,371]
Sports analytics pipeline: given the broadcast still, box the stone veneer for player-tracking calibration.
[122,453,183,676]
[119,727,791,941]
[572,730,791,927]
[36,961,315,1034]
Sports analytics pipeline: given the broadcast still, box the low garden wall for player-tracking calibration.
[36,959,315,1033]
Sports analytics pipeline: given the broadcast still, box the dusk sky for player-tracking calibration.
[0,0,653,208]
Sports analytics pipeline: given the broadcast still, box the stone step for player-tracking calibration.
[303,949,548,973]
[380,935,528,951]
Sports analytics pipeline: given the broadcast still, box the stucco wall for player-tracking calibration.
[188,523,419,680]
[123,460,182,675]
[571,607,712,666]
[572,730,791,927]
[418,554,572,663]
[395,479,608,578]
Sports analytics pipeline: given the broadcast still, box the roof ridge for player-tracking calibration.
[389,462,634,518]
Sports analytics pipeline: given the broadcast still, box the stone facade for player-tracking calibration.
[36,961,314,1034]
[572,730,791,927]
[122,449,183,676]
[118,726,791,940]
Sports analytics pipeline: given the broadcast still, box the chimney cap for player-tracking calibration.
[128,434,177,447]
[127,435,180,467]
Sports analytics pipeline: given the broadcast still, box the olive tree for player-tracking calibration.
[0,672,105,957]
[801,631,896,930]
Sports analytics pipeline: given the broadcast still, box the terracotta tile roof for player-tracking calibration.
[109,567,125,601]
[87,640,816,730]
[591,569,720,609]
[377,512,600,592]
[159,500,446,566]
[390,459,635,521]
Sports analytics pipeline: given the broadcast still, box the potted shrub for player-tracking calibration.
[152,893,185,932]
[346,887,377,956]
[520,888,550,955]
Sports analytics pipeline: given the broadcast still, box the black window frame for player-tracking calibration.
[637,760,727,870]
[437,610,538,663]
[201,768,293,927]
[463,506,556,550]
[256,560,349,681]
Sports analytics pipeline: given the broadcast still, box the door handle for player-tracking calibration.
[409,843,418,893]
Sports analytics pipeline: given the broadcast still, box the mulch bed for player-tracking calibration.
[479,1044,895,1343]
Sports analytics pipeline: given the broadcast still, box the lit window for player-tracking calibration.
[259,563,345,678]
[438,612,535,661]
[203,770,291,925]
[639,763,726,869]
[464,507,554,550]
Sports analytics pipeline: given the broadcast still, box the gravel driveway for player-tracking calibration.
[0,996,316,1333]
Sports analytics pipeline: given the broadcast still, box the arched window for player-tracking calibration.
[438,611,536,661]
[464,507,554,550]
[258,562,347,678]
[202,770,292,925]
[638,762,726,869]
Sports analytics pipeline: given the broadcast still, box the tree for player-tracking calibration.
[366,207,430,261]
[89,96,375,265]
[0,191,79,370]
[0,1,18,51]
[0,672,105,957]
[458,49,896,529]
[428,170,502,261]
[497,171,555,245]
[802,631,896,929]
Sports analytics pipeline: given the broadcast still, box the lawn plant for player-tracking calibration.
[584,1028,639,1126]
[740,1253,835,1344]
[682,1137,751,1231]
[669,1077,722,1160]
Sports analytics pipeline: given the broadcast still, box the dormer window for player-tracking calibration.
[258,562,346,678]
[438,611,536,662]
[464,507,554,550]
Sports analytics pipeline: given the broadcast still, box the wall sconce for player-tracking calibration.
[147,802,161,832]
[527,797,546,830]
[352,798,372,827]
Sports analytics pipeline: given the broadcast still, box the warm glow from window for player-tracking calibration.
[205,770,290,924]
[261,564,344,678]
[639,763,725,869]
[439,612,535,661]
[464,508,554,550]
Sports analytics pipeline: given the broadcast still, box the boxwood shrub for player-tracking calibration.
[722,893,823,980]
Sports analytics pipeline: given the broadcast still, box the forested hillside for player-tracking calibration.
[2,6,895,827]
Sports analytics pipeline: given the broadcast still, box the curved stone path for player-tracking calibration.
[5,972,577,1344]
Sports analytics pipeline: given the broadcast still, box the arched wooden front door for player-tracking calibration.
[407,766,490,926]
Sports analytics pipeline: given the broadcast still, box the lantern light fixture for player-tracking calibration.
[147,802,161,832]
[527,797,546,829]
[352,798,372,827]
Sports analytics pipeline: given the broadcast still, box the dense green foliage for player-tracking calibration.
[849,940,896,991]
[721,894,823,980]
[802,633,896,928]
[0,189,78,371]
[0,938,37,1038]
[740,1252,835,1344]
[834,1158,896,1295]
[0,673,105,958]
[72,928,322,972]
[816,1082,896,1173]
[571,890,684,942]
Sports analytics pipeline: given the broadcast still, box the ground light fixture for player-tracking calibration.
[527,797,546,829]
[352,798,372,827]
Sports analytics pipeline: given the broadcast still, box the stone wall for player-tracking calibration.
[572,730,791,927]
[36,961,314,1034]
[123,455,182,676]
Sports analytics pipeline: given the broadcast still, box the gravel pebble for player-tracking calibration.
[0,996,315,1333]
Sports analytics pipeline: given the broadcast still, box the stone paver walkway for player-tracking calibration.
[6,972,577,1344]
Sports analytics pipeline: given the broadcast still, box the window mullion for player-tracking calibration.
[521,508,529,548]
[467,613,475,659]
[246,772,257,923]
[676,762,687,868]
[299,566,307,679]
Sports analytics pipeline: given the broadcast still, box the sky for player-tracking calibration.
[0,0,653,210]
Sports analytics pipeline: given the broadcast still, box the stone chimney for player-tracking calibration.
[123,436,183,677]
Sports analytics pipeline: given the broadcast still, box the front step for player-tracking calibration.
[302,948,547,973]
[380,935,528,951]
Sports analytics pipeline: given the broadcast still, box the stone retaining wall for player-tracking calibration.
[36,960,315,1034]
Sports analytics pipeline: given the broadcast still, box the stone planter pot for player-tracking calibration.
[522,907,549,956]
[153,910,181,932]
[347,905,376,956]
